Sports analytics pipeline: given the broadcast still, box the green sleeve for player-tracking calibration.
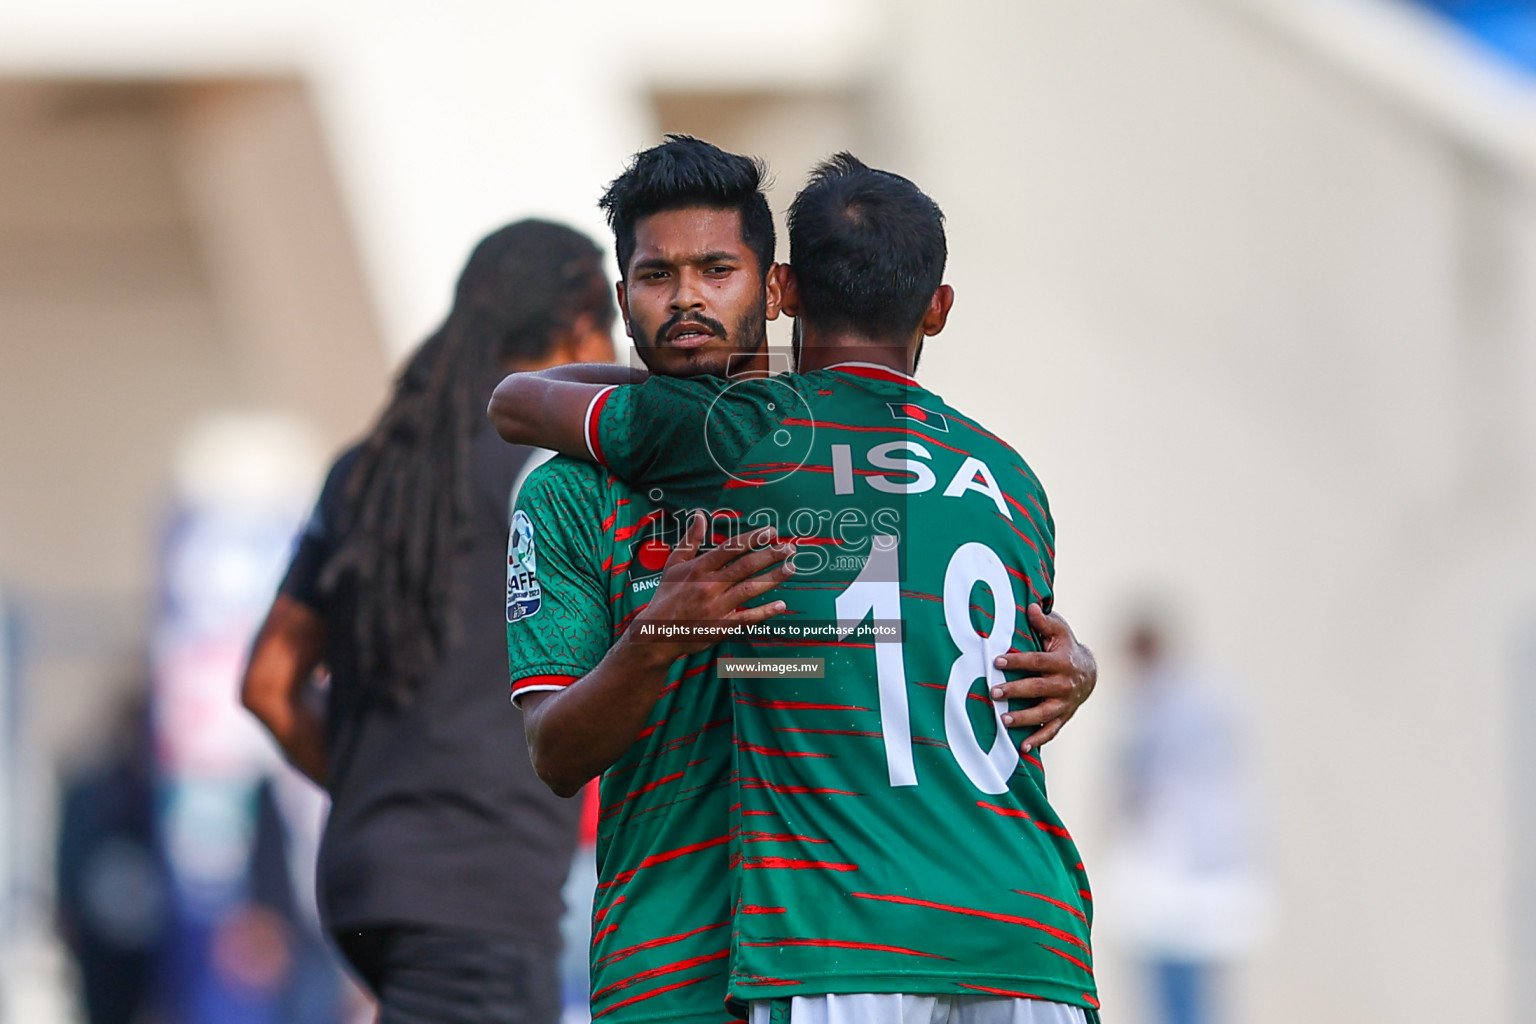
[506,458,612,704]
[590,375,784,511]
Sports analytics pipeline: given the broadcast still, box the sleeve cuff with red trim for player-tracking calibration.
[510,672,579,708]
[583,385,618,467]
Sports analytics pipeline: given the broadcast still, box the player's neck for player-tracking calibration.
[795,325,918,377]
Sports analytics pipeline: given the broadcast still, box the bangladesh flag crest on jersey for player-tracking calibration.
[888,400,948,431]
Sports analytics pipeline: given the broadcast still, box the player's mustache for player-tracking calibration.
[653,311,728,346]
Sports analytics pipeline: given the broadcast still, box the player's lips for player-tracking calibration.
[663,321,718,349]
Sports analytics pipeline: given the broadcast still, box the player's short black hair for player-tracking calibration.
[599,135,775,280]
[788,153,947,341]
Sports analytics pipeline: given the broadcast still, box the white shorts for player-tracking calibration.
[748,993,1089,1024]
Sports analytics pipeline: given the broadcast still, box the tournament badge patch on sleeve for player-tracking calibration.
[506,509,543,623]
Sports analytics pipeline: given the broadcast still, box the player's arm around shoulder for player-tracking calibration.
[519,514,795,796]
[487,361,646,459]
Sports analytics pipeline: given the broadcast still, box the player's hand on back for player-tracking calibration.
[989,604,1097,754]
[628,512,794,659]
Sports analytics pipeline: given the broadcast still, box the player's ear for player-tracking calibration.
[763,262,786,321]
[615,280,635,340]
[775,264,801,319]
[921,284,955,337]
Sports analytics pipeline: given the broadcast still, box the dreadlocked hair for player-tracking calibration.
[319,219,613,708]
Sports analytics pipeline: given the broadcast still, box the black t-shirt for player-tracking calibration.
[280,428,580,939]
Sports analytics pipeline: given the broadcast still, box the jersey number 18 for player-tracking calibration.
[834,536,1022,795]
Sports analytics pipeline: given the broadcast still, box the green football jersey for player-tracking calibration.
[585,363,1098,1014]
[506,457,742,1024]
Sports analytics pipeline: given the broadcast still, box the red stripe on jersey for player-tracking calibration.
[735,778,861,797]
[736,975,800,987]
[1079,890,1093,900]
[1083,993,1101,1009]
[600,771,683,818]
[645,716,730,761]
[981,799,1071,837]
[614,607,643,635]
[1001,515,1042,557]
[654,660,712,699]
[594,921,729,967]
[824,364,919,386]
[1002,491,1050,538]
[1023,753,1044,769]
[594,895,626,923]
[736,463,891,478]
[736,696,872,712]
[511,674,576,695]
[739,905,788,914]
[740,938,948,960]
[977,800,1033,819]
[614,509,664,543]
[779,418,969,456]
[739,831,830,844]
[916,681,991,704]
[850,892,1090,951]
[1011,480,1055,558]
[611,778,732,828]
[591,950,728,1000]
[957,984,1044,999]
[740,857,857,871]
[1037,943,1094,973]
[592,923,618,943]
[587,387,615,467]
[735,740,830,758]
[1013,891,1088,923]
[947,413,1008,446]
[591,973,714,1019]
[774,727,882,738]
[633,715,667,739]
[599,835,733,888]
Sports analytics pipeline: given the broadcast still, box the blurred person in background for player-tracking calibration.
[1102,609,1271,1024]
[241,219,616,1024]
[56,685,170,1024]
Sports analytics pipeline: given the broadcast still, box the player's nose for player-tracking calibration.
[670,269,707,311]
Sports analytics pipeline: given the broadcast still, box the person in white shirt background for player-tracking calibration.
[1102,607,1273,1024]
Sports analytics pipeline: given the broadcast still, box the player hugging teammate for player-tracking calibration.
[493,137,1100,1024]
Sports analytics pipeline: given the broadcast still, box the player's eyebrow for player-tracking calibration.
[689,250,741,265]
[630,255,676,274]
[631,250,742,275]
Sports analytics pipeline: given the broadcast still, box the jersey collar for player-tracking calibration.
[824,361,920,387]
